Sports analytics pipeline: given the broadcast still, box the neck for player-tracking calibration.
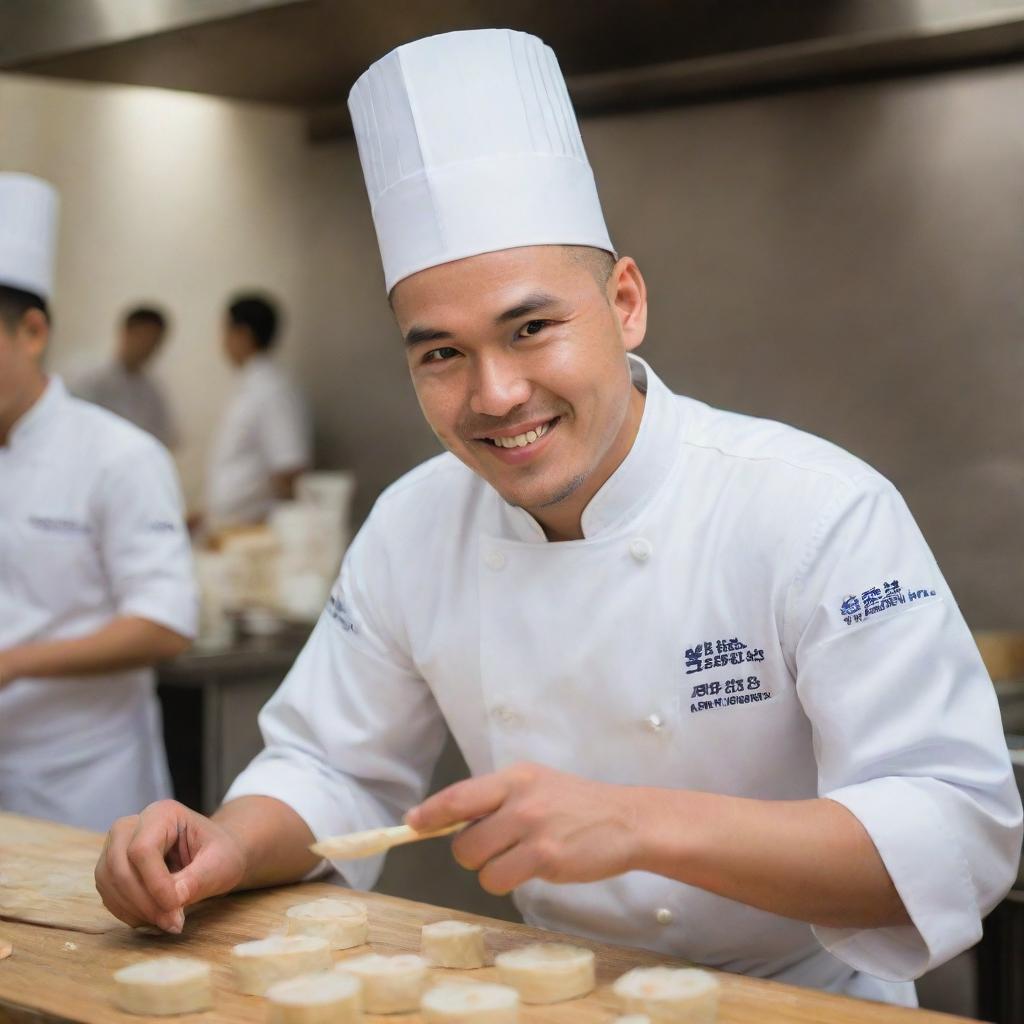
[0,374,48,447]
[534,383,646,542]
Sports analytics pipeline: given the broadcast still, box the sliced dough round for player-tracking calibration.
[286,898,369,950]
[112,956,212,1016]
[493,943,595,1004]
[266,969,363,1024]
[231,935,331,995]
[421,982,519,1024]
[421,920,487,969]
[612,966,720,1023]
[334,953,429,1013]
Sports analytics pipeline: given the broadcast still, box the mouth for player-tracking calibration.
[479,416,559,449]
[471,416,561,463]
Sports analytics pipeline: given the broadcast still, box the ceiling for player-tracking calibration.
[3,0,1023,140]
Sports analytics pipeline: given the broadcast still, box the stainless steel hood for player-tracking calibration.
[2,0,1024,141]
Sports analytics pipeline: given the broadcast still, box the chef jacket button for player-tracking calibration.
[629,538,652,562]
[484,551,506,571]
[644,713,664,733]
[655,907,673,925]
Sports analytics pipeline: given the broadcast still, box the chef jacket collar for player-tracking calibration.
[500,355,683,542]
[4,375,65,453]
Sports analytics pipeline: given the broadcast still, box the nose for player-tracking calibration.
[469,352,531,418]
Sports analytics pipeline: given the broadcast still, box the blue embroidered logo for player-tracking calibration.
[27,515,91,535]
[840,579,936,626]
[326,589,358,633]
[684,637,772,714]
[684,637,764,674]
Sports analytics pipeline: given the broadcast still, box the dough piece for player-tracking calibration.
[421,982,519,1024]
[493,943,595,1003]
[334,953,429,1013]
[231,935,331,995]
[612,966,719,1023]
[421,920,487,968]
[266,970,363,1024]
[286,898,369,950]
[112,956,213,1016]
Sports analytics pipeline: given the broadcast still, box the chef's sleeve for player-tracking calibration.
[258,380,311,473]
[223,508,449,890]
[98,437,197,639]
[785,476,1023,981]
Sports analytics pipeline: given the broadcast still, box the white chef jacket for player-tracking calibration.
[72,360,180,450]
[226,357,1022,1005]
[205,355,311,529]
[0,378,198,831]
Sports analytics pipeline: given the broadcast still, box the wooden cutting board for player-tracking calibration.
[0,813,120,933]
[0,813,972,1024]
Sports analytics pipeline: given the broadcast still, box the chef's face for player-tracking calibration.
[0,307,47,440]
[392,245,648,537]
[119,321,164,372]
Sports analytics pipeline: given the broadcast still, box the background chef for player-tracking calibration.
[94,30,1022,1007]
[72,304,180,451]
[200,292,312,534]
[0,173,198,832]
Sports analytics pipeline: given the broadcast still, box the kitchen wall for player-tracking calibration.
[2,59,1021,626]
[300,61,1024,629]
[0,72,313,507]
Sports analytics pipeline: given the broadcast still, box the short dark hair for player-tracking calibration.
[228,294,279,351]
[0,284,49,331]
[123,306,167,332]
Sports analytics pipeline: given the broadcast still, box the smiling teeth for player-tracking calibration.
[492,422,550,448]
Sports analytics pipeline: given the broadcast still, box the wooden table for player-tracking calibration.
[0,813,969,1024]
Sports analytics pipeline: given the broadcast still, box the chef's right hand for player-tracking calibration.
[95,800,247,933]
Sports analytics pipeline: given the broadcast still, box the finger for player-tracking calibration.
[106,820,180,928]
[126,805,188,914]
[97,883,147,929]
[477,842,543,896]
[407,772,512,832]
[451,815,519,872]
[171,842,231,908]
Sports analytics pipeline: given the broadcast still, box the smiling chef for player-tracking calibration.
[0,173,197,831]
[94,30,1022,1006]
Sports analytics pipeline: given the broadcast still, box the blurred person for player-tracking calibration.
[73,305,180,449]
[0,173,198,831]
[201,293,311,532]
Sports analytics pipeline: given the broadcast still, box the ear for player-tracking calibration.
[608,257,647,353]
[17,307,49,362]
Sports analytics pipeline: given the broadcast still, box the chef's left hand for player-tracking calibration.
[405,763,643,895]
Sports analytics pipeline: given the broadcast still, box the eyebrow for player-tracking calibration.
[403,291,564,348]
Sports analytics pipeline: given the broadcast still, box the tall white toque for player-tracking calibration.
[0,173,60,301]
[348,29,614,292]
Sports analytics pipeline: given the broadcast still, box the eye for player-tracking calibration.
[517,320,551,338]
[422,346,460,364]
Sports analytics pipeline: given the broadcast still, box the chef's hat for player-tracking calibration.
[0,173,59,301]
[348,29,613,292]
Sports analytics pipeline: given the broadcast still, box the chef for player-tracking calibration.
[0,173,198,831]
[93,31,1022,1006]
[201,292,311,533]
[72,305,180,450]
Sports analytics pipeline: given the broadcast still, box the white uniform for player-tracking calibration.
[72,360,179,450]
[0,378,198,831]
[226,358,1022,1005]
[205,355,311,529]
